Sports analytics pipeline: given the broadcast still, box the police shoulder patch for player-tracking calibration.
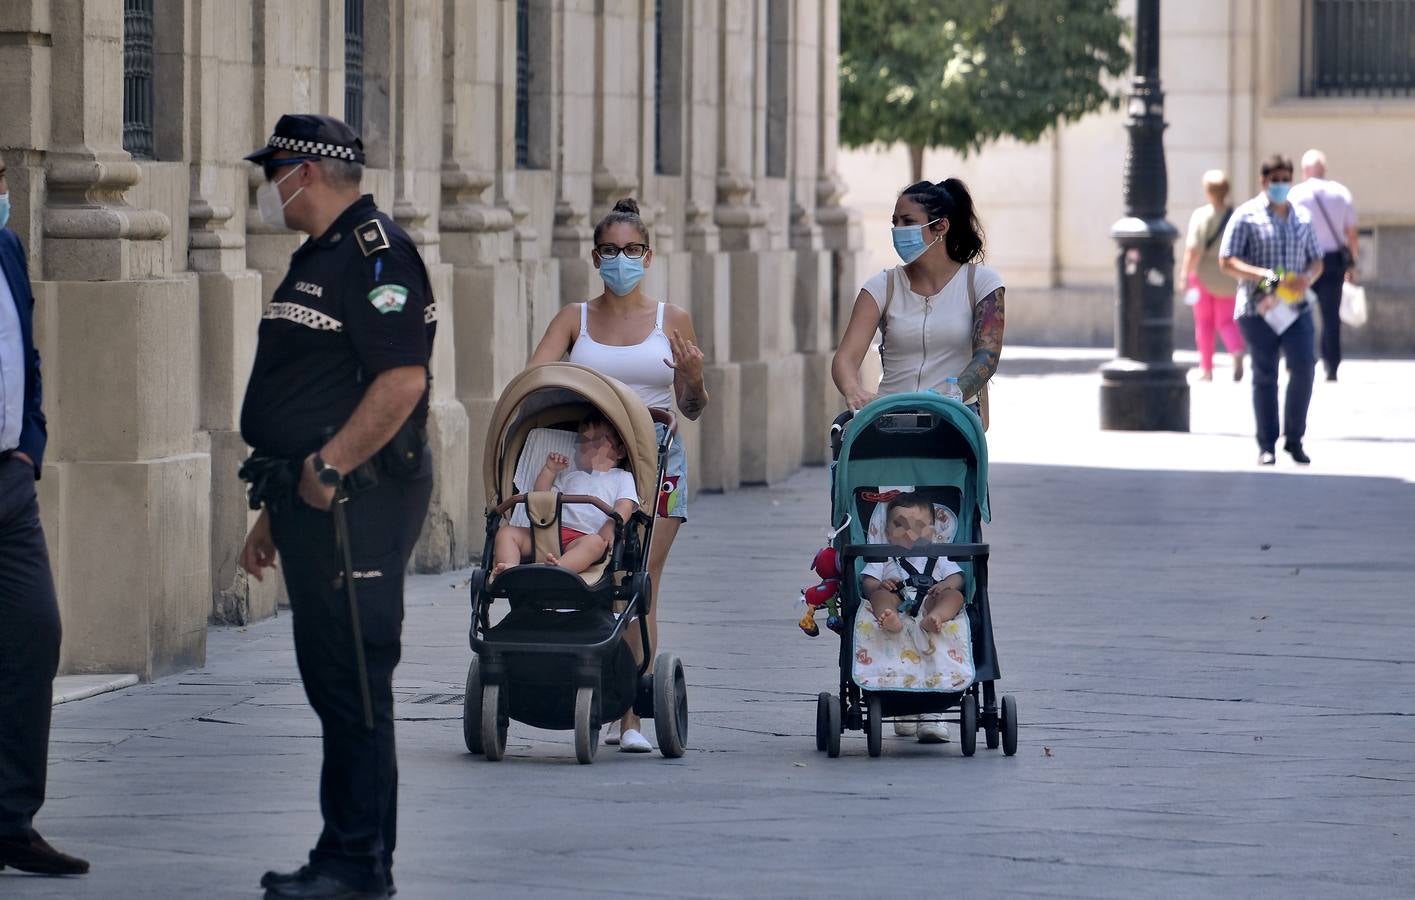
[354,218,391,257]
[368,284,409,314]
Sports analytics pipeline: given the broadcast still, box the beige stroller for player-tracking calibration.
[462,362,688,763]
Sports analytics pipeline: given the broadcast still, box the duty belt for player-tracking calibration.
[237,452,301,513]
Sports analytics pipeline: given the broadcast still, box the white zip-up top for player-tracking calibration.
[863,264,1003,401]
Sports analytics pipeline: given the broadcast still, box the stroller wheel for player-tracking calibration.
[960,692,978,757]
[462,656,484,754]
[825,695,842,758]
[815,692,832,752]
[1001,695,1019,757]
[652,652,688,758]
[574,686,599,764]
[865,695,883,758]
[480,683,508,762]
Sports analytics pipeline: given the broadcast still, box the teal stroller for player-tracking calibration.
[814,391,1018,758]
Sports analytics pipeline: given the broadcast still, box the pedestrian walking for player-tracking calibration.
[527,197,708,754]
[1180,169,1245,381]
[1288,149,1359,382]
[0,152,91,880]
[1219,154,1324,467]
[830,176,1004,742]
[237,114,435,900]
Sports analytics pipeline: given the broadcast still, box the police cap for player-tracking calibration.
[245,114,365,165]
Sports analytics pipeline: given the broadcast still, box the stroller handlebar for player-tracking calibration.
[493,492,625,526]
[843,542,989,561]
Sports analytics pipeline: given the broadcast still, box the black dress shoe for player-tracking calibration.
[264,870,387,899]
[1284,442,1311,465]
[263,866,395,897]
[0,831,90,876]
[1258,450,1276,466]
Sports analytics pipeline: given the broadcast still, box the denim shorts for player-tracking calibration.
[654,421,688,520]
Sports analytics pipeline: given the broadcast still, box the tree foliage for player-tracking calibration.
[840,0,1131,164]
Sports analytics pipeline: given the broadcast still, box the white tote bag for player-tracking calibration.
[1339,283,1368,328]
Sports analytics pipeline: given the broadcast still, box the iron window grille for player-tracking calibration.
[345,0,365,132]
[1302,0,1415,97]
[515,0,530,168]
[122,0,155,160]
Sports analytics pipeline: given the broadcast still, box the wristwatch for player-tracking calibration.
[311,454,342,488]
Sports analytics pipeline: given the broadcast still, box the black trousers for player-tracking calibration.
[1313,250,1348,378]
[268,452,432,891]
[0,454,62,840]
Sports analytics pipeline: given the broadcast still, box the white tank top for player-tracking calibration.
[567,301,675,410]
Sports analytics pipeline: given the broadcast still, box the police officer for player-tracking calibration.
[238,114,434,900]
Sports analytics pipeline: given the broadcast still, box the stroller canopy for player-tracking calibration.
[833,391,991,525]
[483,362,661,512]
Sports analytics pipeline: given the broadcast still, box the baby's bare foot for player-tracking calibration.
[544,553,559,566]
[490,562,510,580]
[921,611,946,634]
[877,608,904,633]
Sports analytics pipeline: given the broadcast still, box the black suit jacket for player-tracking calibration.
[0,228,46,477]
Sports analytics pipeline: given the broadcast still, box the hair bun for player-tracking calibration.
[613,197,641,215]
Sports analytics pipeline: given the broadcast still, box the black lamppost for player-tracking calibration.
[1100,0,1188,431]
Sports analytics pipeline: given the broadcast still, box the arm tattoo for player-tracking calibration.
[957,287,1004,399]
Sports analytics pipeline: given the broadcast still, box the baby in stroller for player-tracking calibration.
[860,492,965,635]
[491,411,638,578]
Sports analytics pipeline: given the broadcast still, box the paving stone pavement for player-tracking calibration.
[8,350,1415,899]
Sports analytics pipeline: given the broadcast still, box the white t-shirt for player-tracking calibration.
[861,555,963,587]
[553,467,638,535]
[1287,177,1357,255]
[861,264,1004,400]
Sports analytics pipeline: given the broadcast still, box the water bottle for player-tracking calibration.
[941,376,963,402]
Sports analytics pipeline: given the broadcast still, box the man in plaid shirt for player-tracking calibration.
[1219,154,1324,466]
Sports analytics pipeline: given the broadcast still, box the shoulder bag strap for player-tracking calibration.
[1205,207,1234,252]
[1311,193,1347,251]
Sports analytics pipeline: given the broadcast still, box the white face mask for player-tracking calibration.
[256,165,305,228]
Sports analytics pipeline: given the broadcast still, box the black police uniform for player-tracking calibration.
[240,116,435,895]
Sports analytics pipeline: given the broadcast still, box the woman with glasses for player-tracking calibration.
[527,197,708,754]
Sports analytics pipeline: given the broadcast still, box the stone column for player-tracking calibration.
[30,0,210,679]
[183,0,275,623]
[375,0,471,570]
[442,0,520,536]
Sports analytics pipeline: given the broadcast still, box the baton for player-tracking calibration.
[330,489,376,731]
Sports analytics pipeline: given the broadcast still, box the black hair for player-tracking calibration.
[899,178,985,264]
[578,411,627,460]
[592,197,650,246]
[885,492,932,518]
[1260,154,1294,180]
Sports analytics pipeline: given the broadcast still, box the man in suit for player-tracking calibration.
[0,154,90,877]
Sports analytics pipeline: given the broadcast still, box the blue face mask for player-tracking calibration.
[0,193,10,232]
[1267,182,1291,204]
[891,219,941,265]
[598,252,646,296]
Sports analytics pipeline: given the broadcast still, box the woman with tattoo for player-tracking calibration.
[831,178,1003,743]
[832,178,1004,417]
[528,197,708,754]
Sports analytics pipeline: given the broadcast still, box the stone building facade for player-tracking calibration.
[842,0,1415,354]
[0,0,860,679]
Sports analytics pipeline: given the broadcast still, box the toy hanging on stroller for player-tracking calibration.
[463,362,688,764]
[813,391,1018,759]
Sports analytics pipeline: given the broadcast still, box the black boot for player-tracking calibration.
[0,831,90,876]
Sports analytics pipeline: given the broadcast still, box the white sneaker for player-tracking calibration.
[917,719,951,744]
[619,728,652,753]
[604,721,621,745]
[893,715,918,737]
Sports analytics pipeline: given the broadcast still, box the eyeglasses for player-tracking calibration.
[262,156,320,181]
[1267,175,1293,184]
[595,242,650,260]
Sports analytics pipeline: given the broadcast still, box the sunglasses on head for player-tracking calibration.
[262,155,321,181]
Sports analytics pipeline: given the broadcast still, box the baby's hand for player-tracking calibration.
[881,577,901,592]
[544,452,569,472]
